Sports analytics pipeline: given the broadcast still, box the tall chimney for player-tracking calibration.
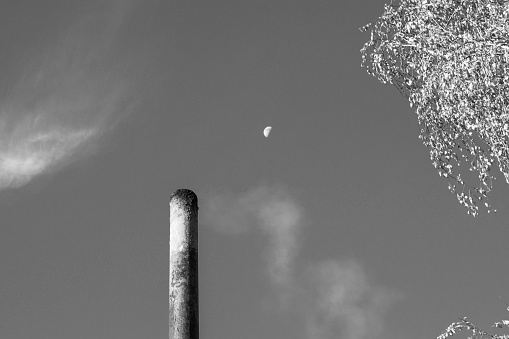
[169,189,199,339]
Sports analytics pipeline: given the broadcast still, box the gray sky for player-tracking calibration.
[1,0,509,338]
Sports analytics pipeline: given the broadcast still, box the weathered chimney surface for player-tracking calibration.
[169,189,199,339]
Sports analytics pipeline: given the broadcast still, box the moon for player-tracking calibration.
[263,126,272,138]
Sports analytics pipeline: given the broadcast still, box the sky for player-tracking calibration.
[1,0,509,338]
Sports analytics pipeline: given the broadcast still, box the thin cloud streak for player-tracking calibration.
[202,183,402,339]
[0,1,136,190]
[0,125,96,188]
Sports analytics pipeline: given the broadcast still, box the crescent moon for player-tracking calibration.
[263,126,272,138]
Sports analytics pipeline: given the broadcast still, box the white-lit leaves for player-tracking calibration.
[360,0,509,216]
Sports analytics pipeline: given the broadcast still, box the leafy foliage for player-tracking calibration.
[438,317,509,339]
[360,0,509,216]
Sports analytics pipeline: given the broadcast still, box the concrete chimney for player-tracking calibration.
[169,189,198,339]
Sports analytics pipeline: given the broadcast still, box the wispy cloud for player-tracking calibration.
[0,1,136,190]
[201,183,402,339]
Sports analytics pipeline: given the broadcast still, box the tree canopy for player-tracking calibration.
[438,316,509,339]
[360,0,509,216]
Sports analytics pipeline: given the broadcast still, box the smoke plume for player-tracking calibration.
[201,183,402,339]
[300,260,401,339]
[202,184,303,285]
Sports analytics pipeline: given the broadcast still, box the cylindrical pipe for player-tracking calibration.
[169,189,199,339]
